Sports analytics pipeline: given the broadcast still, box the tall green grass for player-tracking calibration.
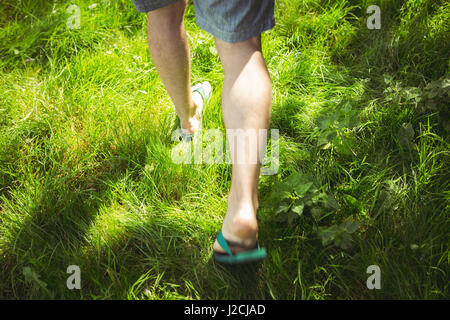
[0,0,448,299]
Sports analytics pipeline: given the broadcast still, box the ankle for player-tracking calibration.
[179,95,202,132]
[228,189,259,212]
[253,193,259,211]
[223,204,258,242]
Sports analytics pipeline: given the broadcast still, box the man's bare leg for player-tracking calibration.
[146,0,203,134]
[213,36,272,253]
[146,2,271,251]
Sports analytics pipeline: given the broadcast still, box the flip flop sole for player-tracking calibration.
[213,231,267,265]
[213,248,267,264]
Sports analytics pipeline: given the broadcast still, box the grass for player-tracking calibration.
[0,0,448,299]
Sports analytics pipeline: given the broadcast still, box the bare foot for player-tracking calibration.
[179,91,203,134]
[213,204,259,254]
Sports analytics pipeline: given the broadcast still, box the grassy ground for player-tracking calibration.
[0,0,448,299]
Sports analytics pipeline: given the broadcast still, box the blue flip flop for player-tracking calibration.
[213,231,267,264]
[178,81,212,142]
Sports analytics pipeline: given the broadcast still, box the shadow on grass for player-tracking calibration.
[0,165,131,299]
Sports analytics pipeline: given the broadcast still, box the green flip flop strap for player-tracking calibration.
[216,231,233,256]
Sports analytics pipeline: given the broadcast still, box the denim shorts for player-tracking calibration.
[131,0,275,43]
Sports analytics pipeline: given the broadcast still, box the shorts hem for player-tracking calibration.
[132,0,180,13]
[195,16,276,43]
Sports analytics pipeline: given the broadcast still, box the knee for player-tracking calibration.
[215,36,261,56]
[215,36,263,71]
[147,0,186,39]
